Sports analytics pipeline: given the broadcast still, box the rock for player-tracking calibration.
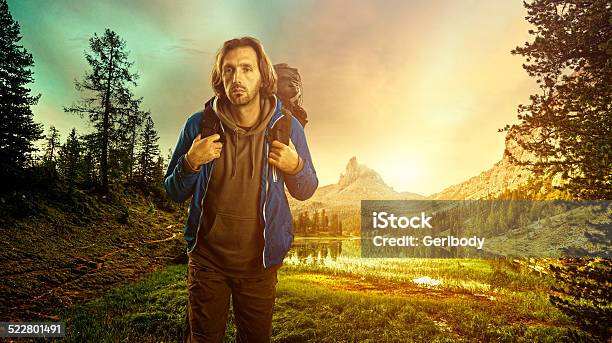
[338,156,387,190]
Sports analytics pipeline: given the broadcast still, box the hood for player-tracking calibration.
[213,95,276,136]
[211,95,278,179]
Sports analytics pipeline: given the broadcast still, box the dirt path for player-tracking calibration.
[290,272,496,302]
[288,271,570,330]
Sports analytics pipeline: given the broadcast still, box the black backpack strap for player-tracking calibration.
[201,97,225,143]
[269,106,293,146]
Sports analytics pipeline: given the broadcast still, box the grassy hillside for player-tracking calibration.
[0,184,187,322]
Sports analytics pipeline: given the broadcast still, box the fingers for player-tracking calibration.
[269,151,281,161]
[271,140,286,149]
[267,157,279,168]
[204,133,221,142]
[270,146,282,155]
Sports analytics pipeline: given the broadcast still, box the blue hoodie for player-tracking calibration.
[164,95,318,268]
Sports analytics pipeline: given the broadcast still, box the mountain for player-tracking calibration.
[287,156,424,214]
[428,127,561,200]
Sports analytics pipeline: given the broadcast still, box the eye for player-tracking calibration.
[223,66,233,74]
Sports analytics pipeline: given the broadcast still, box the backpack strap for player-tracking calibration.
[200,98,224,143]
[269,106,293,146]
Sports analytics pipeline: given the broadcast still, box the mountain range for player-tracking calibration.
[288,127,541,214]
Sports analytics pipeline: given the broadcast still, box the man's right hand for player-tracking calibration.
[185,133,223,170]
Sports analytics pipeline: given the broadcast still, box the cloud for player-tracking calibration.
[8,0,538,195]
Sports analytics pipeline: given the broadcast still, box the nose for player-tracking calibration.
[232,68,243,84]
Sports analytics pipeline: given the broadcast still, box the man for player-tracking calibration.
[164,37,318,342]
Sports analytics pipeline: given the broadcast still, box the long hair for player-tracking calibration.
[211,37,277,99]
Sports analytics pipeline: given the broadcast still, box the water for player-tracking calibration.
[284,237,360,265]
[284,236,501,267]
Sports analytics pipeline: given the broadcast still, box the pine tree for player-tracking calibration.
[0,0,43,187]
[80,132,100,188]
[108,99,148,183]
[57,128,81,191]
[322,209,328,229]
[505,3,612,333]
[549,258,611,341]
[64,28,142,194]
[330,213,339,235]
[124,105,148,181]
[313,210,319,231]
[43,125,60,173]
[502,0,611,200]
[152,155,165,187]
[136,114,160,190]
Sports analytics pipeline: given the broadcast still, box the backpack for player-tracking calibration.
[274,63,308,128]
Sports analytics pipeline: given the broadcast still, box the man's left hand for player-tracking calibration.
[268,140,302,175]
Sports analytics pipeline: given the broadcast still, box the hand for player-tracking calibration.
[186,133,223,169]
[268,140,302,174]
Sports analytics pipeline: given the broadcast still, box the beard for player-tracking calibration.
[226,86,257,106]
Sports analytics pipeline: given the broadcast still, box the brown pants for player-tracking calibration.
[184,254,279,343]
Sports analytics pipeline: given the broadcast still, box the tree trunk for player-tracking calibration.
[101,45,115,195]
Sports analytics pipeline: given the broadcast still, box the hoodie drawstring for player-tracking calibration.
[250,135,255,180]
[232,129,237,179]
[230,129,255,180]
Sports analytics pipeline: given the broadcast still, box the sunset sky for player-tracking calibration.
[8,0,538,196]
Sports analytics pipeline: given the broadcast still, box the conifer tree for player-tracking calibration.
[550,258,611,341]
[64,28,142,194]
[79,132,100,188]
[58,128,81,191]
[43,125,60,172]
[0,0,43,187]
[136,114,160,189]
[502,0,611,199]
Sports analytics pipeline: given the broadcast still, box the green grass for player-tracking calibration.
[61,264,188,342]
[57,258,592,342]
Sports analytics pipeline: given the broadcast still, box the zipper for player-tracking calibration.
[262,142,269,267]
[187,161,214,254]
[261,112,284,267]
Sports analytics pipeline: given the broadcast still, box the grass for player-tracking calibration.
[0,185,186,321]
[56,257,592,342]
[0,188,596,342]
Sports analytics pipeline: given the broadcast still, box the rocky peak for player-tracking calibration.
[429,126,550,200]
[338,156,387,190]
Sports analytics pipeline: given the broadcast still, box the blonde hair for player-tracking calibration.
[211,37,277,99]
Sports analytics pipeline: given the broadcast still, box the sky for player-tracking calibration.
[7,0,538,196]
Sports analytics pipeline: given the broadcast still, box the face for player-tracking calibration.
[221,46,262,106]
